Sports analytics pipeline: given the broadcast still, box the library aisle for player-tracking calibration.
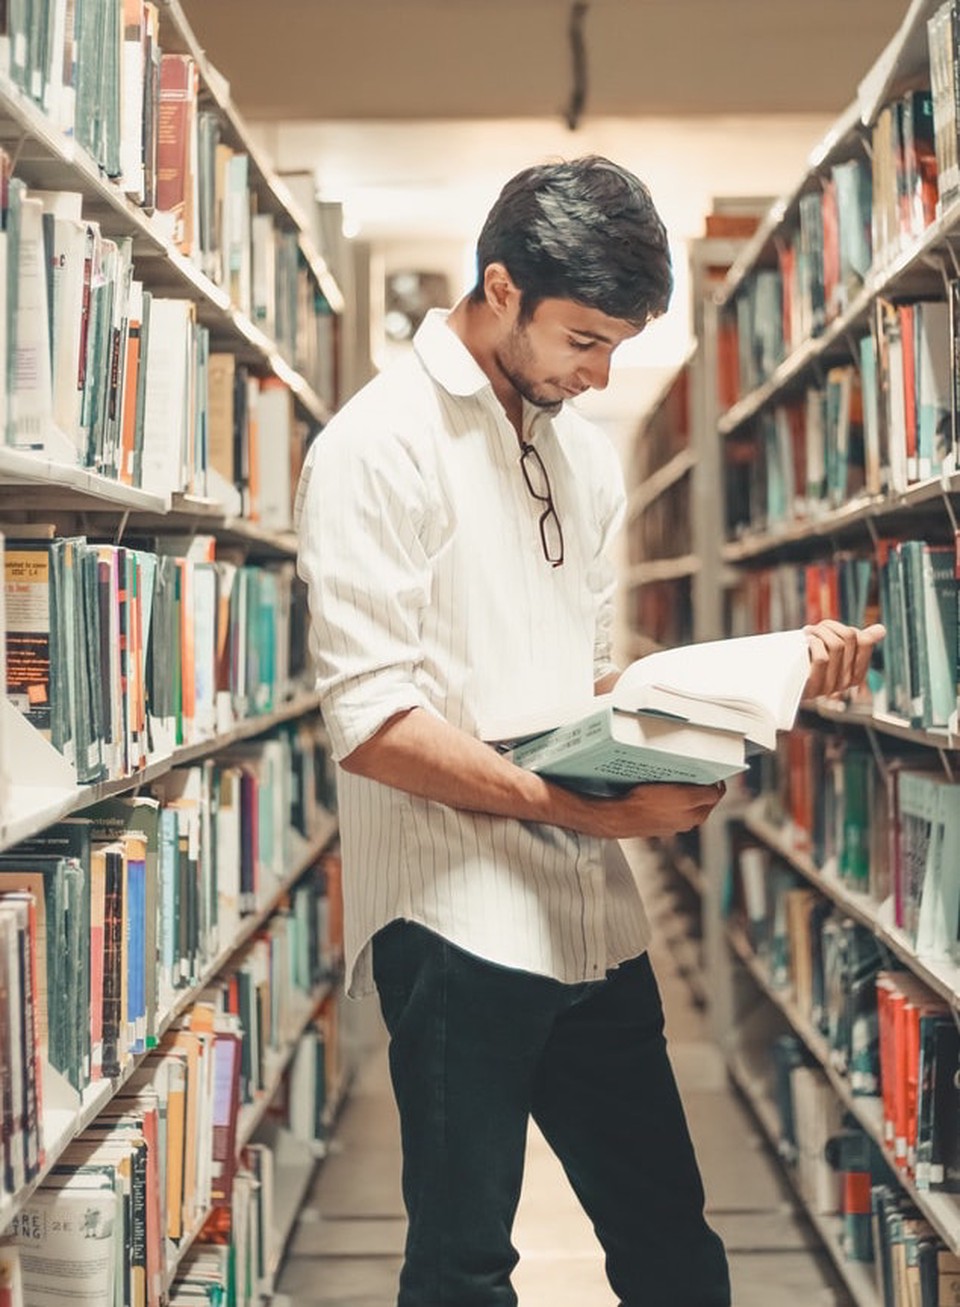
[273,844,854,1307]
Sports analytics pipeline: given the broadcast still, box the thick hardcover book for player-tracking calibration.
[484,629,810,752]
[483,629,810,795]
[506,707,745,794]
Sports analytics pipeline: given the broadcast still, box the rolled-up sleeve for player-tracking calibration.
[296,421,440,761]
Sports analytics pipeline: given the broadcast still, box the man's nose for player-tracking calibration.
[579,354,611,391]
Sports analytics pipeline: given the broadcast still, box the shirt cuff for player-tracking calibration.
[321,676,436,762]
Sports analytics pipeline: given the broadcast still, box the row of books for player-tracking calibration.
[723,79,941,402]
[0,979,342,1306]
[724,294,955,539]
[0,719,336,1184]
[3,533,311,785]
[0,168,316,514]
[760,726,960,959]
[628,366,690,484]
[630,578,693,651]
[726,554,879,647]
[0,5,338,407]
[152,52,336,400]
[768,1038,960,1304]
[725,535,957,734]
[736,850,960,1200]
[736,841,960,1197]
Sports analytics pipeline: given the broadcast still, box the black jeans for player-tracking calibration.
[372,920,731,1307]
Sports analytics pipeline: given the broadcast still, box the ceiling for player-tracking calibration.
[181,0,910,122]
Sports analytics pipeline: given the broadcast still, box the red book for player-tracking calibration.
[157,53,197,254]
[821,181,840,321]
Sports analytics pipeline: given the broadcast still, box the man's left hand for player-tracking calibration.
[802,619,886,700]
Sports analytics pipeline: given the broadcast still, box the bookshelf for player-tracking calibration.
[621,206,768,1007]
[0,3,360,1302]
[647,0,960,1299]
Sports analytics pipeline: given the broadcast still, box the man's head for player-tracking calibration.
[470,156,673,329]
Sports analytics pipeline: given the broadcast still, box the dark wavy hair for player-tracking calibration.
[469,155,673,327]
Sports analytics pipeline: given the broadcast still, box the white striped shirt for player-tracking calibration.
[295,309,651,996]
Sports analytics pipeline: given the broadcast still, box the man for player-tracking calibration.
[296,156,884,1307]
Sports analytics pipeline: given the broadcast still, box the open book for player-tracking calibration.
[481,629,811,794]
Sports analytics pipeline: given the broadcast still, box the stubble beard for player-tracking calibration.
[495,321,564,410]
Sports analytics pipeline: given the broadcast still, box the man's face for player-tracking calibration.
[494,297,641,409]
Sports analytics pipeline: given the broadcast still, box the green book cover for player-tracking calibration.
[507,706,745,795]
[919,545,957,728]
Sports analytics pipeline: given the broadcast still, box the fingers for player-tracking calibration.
[803,621,885,699]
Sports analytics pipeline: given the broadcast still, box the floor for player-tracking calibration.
[275,849,854,1307]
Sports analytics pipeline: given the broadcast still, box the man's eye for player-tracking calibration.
[569,339,593,351]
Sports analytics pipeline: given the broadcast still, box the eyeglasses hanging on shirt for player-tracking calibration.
[519,441,564,568]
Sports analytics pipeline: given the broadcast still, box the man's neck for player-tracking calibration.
[447,297,524,438]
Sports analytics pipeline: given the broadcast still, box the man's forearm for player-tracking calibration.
[338,706,723,841]
[340,707,564,823]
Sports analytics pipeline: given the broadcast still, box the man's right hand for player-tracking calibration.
[548,779,726,840]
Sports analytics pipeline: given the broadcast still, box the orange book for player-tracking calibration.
[164,1028,206,1232]
[119,285,143,485]
[160,1051,189,1239]
[875,972,896,1151]
[898,304,918,480]
[889,981,909,1170]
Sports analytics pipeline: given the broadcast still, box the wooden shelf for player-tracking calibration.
[806,699,960,751]
[0,690,324,853]
[627,448,697,521]
[721,473,960,562]
[624,555,701,586]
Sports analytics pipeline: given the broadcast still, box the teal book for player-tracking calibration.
[506,708,746,794]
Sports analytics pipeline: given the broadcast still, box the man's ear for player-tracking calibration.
[483,263,521,319]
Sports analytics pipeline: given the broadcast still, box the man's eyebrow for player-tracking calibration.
[566,327,615,344]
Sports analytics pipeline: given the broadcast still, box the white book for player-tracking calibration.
[32,194,88,457]
[256,381,293,530]
[915,300,951,478]
[10,197,54,452]
[119,0,146,201]
[139,297,192,498]
[915,780,960,963]
[251,213,276,336]
[192,563,218,740]
[804,387,825,510]
[14,1184,120,1306]
[226,154,251,315]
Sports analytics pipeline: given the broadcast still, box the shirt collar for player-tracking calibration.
[413,308,492,398]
